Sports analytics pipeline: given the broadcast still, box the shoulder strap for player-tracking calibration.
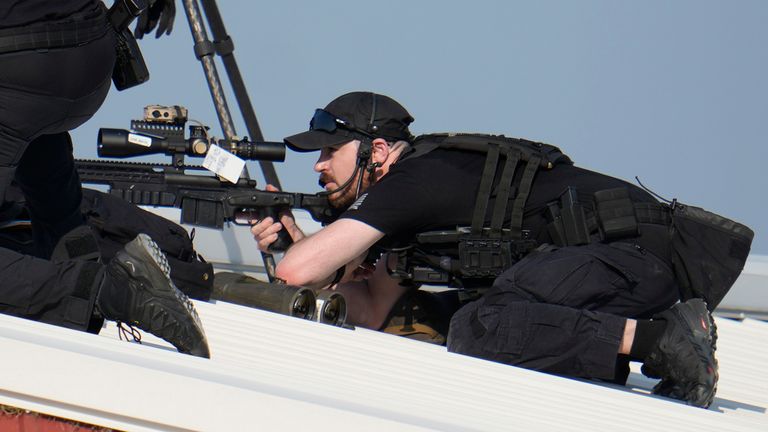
[509,155,541,239]
[470,144,500,235]
[489,148,521,237]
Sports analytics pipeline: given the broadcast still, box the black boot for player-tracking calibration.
[641,298,718,408]
[97,233,210,358]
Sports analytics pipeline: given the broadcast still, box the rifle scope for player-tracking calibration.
[98,127,286,162]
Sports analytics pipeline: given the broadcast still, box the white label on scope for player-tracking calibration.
[203,144,246,184]
[127,133,152,147]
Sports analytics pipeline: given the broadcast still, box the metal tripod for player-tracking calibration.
[181,0,282,281]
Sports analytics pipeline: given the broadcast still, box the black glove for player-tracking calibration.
[133,0,176,39]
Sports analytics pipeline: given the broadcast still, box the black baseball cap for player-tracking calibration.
[284,92,415,152]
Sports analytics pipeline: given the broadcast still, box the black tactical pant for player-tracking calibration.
[447,240,679,383]
[0,28,115,330]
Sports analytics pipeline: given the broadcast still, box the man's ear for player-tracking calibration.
[370,138,390,164]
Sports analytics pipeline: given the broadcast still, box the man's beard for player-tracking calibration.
[320,169,373,210]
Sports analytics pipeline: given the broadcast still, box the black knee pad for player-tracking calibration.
[51,225,102,263]
[35,260,106,333]
[447,299,529,363]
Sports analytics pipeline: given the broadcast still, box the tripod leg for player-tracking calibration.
[180,0,237,142]
[199,0,282,190]
[181,0,280,283]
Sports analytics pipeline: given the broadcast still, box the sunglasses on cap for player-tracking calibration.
[309,109,374,139]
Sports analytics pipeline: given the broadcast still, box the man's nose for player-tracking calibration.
[314,155,328,172]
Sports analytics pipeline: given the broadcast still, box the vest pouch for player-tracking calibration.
[668,203,753,310]
[595,187,639,242]
[546,187,591,246]
[458,237,513,278]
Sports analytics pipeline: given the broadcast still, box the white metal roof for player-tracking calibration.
[1,294,767,431]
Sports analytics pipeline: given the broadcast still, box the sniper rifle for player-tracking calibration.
[75,106,338,252]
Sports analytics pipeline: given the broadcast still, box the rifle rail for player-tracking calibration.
[75,159,337,230]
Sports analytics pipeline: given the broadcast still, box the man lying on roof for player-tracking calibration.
[251,91,718,408]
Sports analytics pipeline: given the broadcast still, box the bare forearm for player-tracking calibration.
[276,219,384,286]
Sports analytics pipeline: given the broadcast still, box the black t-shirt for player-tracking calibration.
[0,0,97,29]
[340,148,658,248]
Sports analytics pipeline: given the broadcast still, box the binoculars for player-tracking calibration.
[212,272,348,327]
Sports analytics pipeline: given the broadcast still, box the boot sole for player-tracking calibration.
[660,299,718,408]
[115,234,209,357]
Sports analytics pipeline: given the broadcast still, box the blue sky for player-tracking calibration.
[72,0,767,253]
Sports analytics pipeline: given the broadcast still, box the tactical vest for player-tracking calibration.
[383,133,754,312]
[385,133,572,288]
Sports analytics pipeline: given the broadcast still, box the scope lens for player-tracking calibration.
[233,141,286,162]
[292,290,315,320]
